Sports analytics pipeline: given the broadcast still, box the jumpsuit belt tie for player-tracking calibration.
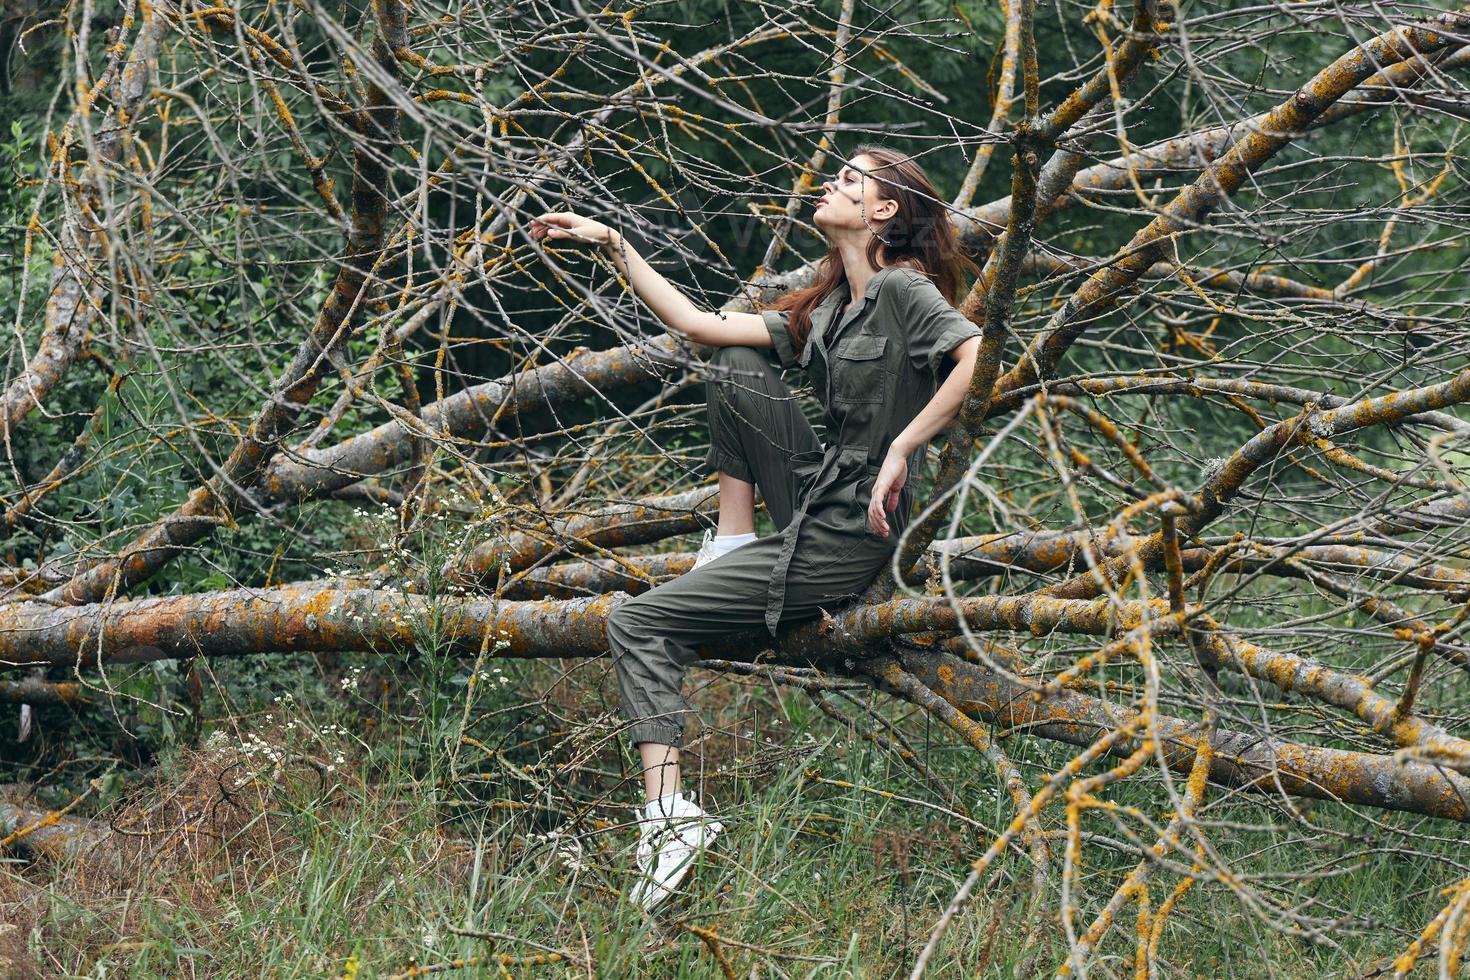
[763,445,867,637]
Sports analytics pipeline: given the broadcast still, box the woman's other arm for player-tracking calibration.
[867,335,981,538]
[888,336,981,460]
[529,212,771,349]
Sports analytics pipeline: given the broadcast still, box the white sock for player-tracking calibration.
[645,791,683,819]
[710,531,756,557]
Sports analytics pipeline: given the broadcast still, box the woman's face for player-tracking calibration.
[815,154,896,237]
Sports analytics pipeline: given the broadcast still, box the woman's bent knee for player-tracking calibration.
[705,346,776,475]
[706,346,777,398]
[708,344,769,370]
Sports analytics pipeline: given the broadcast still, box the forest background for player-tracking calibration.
[1,0,1468,976]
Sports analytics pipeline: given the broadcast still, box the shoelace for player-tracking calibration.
[636,813,712,869]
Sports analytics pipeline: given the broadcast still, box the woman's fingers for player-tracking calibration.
[867,469,905,535]
[530,212,604,245]
[530,212,573,238]
[868,478,890,534]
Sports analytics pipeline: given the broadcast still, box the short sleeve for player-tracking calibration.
[897,271,981,373]
[762,309,802,369]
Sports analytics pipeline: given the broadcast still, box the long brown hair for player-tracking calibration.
[764,144,980,352]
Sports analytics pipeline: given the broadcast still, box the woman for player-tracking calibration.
[529,145,982,912]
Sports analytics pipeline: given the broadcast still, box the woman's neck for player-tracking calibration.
[834,236,886,299]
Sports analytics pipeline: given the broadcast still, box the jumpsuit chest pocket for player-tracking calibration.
[830,335,889,404]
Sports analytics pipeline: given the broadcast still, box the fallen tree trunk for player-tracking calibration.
[498,532,1470,606]
[0,586,1165,668]
[0,678,86,705]
[461,487,719,581]
[0,795,112,864]
[3,585,1466,823]
[261,341,689,500]
[899,647,1470,823]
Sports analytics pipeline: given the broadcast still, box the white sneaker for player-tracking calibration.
[692,529,719,569]
[625,793,724,912]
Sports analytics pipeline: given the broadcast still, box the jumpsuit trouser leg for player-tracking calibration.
[605,345,893,748]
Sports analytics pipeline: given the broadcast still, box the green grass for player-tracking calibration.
[4,641,1463,979]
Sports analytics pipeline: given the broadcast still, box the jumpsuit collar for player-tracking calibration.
[798,265,902,367]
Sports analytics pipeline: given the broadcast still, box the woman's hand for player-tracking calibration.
[867,451,908,538]
[529,211,614,247]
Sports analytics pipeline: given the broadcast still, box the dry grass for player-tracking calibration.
[0,658,1454,977]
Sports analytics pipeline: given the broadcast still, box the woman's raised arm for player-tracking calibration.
[530,212,771,349]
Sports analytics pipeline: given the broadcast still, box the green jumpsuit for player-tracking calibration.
[607,264,983,747]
